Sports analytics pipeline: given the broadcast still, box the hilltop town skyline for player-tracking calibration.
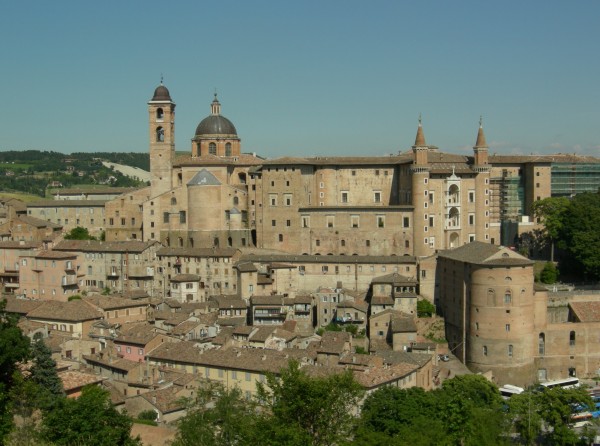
[1,2,600,157]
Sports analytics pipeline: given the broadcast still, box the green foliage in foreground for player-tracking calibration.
[64,226,96,240]
[40,386,141,446]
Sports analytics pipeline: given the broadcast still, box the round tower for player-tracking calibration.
[472,117,491,243]
[468,257,536,386]
[410,117,432,257]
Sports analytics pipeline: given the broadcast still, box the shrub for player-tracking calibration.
[540,262,559,284]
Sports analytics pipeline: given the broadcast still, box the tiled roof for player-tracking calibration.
[35,250,77,259]
[115,323,159,346]
[2,296,44,315]
[239,253,416,265]
[211,295,247,310]
[318,331,351,355]
[84,354,141,372]
[50,187,138,195]
[140,387,187,414]
[235,262,258,273]
[262,155,413,166]
[54,240,159,253]
[489,153,600,164]
[26,300,102,322]
[28,200,107,207]
[371,272,416,285]
[336,299,369,312]
[173,153,264,167]
[438,241,533,266]
[569,301,600,322]
[59,370,104,392]
[0,241,41,249]
[391,315,417,333]
[156,247,238,257]
[17,215,62,229]
[251,295,284,306]
[84,295,146,310]
[371,296,394,305]
[249,326,296,343]
[170,274,200,283]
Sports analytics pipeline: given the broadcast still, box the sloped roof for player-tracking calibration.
[187,169,221,186]
[26,300,102,322]
[54,240,158,253]
[371,272,417,286]
[569,301,600,322]
[438,241,533,266]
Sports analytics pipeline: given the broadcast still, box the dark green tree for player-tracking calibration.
[558,192,600,280]
[0,299,31,442]
[540,262,559,284]
[173,385,257,446]
[40,385,140,446]
[29,335,64,410]
[64,226,96,240]
[417,299,436,317]
[533,196,570,262]
[256,361,364,446]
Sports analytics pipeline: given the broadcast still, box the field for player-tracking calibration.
[0,162,33,169]
[0,192,44,202]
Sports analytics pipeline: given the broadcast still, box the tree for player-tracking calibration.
[508,386,593,445]
[558,192,600,280]
[173,385,257,446]
[540,262,559,284]
[256,361,364,446]
[64,226,96,240]
[29,335,64,410]
[417,299,435,317]
[532,197,570,262]
[0,299,31,442]
[40,385,140,446]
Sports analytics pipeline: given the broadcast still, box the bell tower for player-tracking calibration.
[148,80,175,197]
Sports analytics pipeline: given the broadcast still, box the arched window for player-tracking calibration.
[209,142,217,155]
[225,142,232,156]
[189,238,194,248]
[487,289,495,306]
[171,197,177,205]
[165,237,170,247]
[233,196,239,206]
[570,331,576,346]
[483,346,488,356]
[156,126,164,142]
[504,290,512,304]
[508,344,513,357]
[448,184,460,204]
[227,237,232,247]
[448,207,459,228]
[178,237,183,248]
[539,333,545,355]
[156,108,164,120]
[213,237,219,247]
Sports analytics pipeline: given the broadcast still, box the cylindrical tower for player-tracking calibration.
[410,118,432,257]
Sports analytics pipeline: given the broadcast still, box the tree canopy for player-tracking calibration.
[64,226,96,240]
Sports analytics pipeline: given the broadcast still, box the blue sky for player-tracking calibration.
[1,1,599,159]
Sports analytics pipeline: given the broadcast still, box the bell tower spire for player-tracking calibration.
[148,80,176,197]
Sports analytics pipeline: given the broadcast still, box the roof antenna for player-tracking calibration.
[160,73,164,85]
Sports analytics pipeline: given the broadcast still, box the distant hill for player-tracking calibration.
[0,150,149,197]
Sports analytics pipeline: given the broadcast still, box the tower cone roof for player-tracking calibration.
[413,115,426,147]
[474,117,488,148]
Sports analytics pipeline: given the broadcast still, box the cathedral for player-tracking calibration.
[104,82,521,258]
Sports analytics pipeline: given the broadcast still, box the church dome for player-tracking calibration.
[151,83,172,101]
[194,94,237,137]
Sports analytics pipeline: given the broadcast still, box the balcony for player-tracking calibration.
[61,277,78,287]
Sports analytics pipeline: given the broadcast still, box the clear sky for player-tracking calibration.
[1,1,599,159]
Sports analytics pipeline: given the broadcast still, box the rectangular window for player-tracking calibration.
[377,215,385,228]
[341,191,349,203]
[403,217,410,228]
[327,216,334,228]
[469,191,475,202]
[302,216,310,228]
[179,211,186,223]
[505,324,510,332]
[272,220,276,227]
[284,194,292,206]
[351,215,359,228]
[269,194,277,206]
[374,192,381,203]
[429,216,434,227]
[163,212,169,223]
[469,214,475,225]
[322,266,328,273]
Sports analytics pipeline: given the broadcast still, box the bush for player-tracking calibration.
[540,262,559,284]
[67,295,81,301]
[137,410,157,422]
[355,346,368,354]
[417,299,436,317]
